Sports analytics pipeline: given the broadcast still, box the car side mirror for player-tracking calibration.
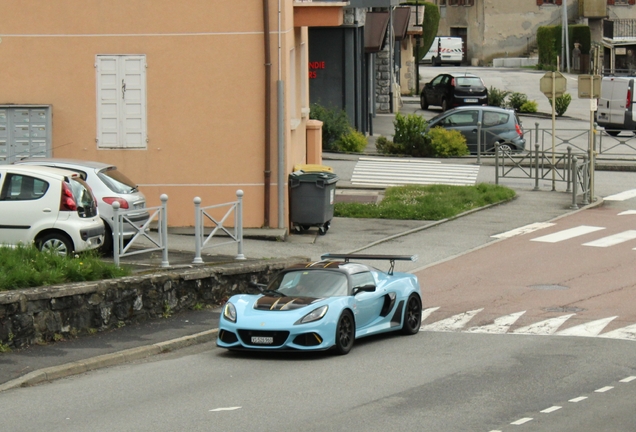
[353,284,376,295]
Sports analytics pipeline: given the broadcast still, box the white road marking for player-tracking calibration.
[491,222,554,239]
[512,314,575,335]
[618,210,636,215]
[583,230,636,247]
[569,396,588,402]
[620,376,636,383]
[420,307,440,325]
[420,309,483,332]
[209,407,242,412]
[595,386,613,393]
[531,225,605,243]
[541,406,562,413]
[599,323,636,340]
[556,316,618,337]
[510,417,533,425]
[468,311,526,333]
[604,189,636,201]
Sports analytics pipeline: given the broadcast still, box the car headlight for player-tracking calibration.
[223,302,237,323]
[295,305,328,325]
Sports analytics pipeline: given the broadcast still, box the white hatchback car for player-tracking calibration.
[15,158,149,253]
[0,165,105,255]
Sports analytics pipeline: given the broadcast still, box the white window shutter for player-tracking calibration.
[96,55,147,149]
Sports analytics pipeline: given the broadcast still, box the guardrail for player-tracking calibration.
[111,190,246,267]
[113,194,169,268]
[193,190,245,263]
[494,144,591,207]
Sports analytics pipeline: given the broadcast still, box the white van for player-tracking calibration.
[422,37,463,66]
[596,76,636,135]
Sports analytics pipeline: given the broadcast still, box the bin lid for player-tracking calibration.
[289,170,339,184]
[292,164,334,173]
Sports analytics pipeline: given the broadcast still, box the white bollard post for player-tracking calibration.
[193,197,203,264]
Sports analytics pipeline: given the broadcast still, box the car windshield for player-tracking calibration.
[456,77,483,87]
[97,167,138,194]
[268,270,348,297]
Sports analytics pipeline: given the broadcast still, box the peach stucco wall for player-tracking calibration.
[0,0,316,229]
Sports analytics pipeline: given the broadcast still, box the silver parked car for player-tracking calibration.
[15,158,149,253]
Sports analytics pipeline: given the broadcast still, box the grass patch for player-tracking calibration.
[0,244,132,291]
[334,183,515,220]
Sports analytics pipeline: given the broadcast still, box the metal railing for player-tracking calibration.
[113,194,169,268]
[193,190,245,264]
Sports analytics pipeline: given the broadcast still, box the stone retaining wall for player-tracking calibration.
[0,258,308,349]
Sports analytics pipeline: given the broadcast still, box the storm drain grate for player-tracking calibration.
[529,284,569,290]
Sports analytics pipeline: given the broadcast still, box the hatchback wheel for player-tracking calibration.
[441,98,448,112]
[420,93,429,110]
[38,233,73,257]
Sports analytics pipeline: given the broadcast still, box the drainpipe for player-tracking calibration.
[277,0,285,229]
[263,0,272,227]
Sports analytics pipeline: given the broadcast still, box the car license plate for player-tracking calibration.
[251,336,273,344]
[465,98,478,103]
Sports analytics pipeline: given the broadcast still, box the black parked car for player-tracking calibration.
[420,72,488,111]
[427,106,526,154]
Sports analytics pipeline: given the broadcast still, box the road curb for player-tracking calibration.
[0,329,219,393]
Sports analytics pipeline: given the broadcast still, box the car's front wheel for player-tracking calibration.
[401,294,422,335]
[37,233,73,257]
[420,93,429,110]
[334,310,355,355]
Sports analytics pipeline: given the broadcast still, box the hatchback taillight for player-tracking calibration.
[60,182,78,211]
[450,78,455,86]
[627,89,632,107]
[515,124,523,136]
[102,197,129,209]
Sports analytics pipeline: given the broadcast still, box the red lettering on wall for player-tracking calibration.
[308,61,325,79]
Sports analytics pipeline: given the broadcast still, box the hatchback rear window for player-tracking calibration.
[483,111,510,127]
[98,168,138,194]
[69,178,98,217]
[456,77,484,87]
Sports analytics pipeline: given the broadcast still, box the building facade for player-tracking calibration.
[0,0,346,230]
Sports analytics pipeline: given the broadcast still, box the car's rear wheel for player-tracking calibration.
[433,56,441,66]
[497,142,513,154]
[38,233,73,257]
[334,310,354,355]
[100,222,113,255]
[606,129,620,137]
[441,98,448,112]
[401,294,422,335]
[420,93,429,110]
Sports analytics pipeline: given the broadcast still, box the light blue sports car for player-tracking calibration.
[216,254,422,355]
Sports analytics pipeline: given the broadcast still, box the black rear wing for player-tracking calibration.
[320,253,417,275]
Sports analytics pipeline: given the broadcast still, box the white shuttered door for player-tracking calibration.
[97,55,147,148]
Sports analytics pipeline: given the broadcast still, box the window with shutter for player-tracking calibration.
[96,55,147,149]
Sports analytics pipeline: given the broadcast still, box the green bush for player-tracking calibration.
[488,87,510,107]
[549,92,572,116]
[537,24,591,68]
[309,103,350,151]
[411,2,440,61]
[375,136,405,155]
[506,92,528,112]
[393,113,431,157]
[335,128,368,153]
[519,100,538,113]
[428,127,469,157]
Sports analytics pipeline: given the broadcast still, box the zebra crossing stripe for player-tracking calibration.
[582,230,636,247]
[420,308,483,332]
[511,314,575,335]
[604,189,636,201]
[531,226,605,243]
[468,311,526,333]
[491,223,554,239]
[598,323,636,340]
[618,210,636,216]
[556,317,617,337]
